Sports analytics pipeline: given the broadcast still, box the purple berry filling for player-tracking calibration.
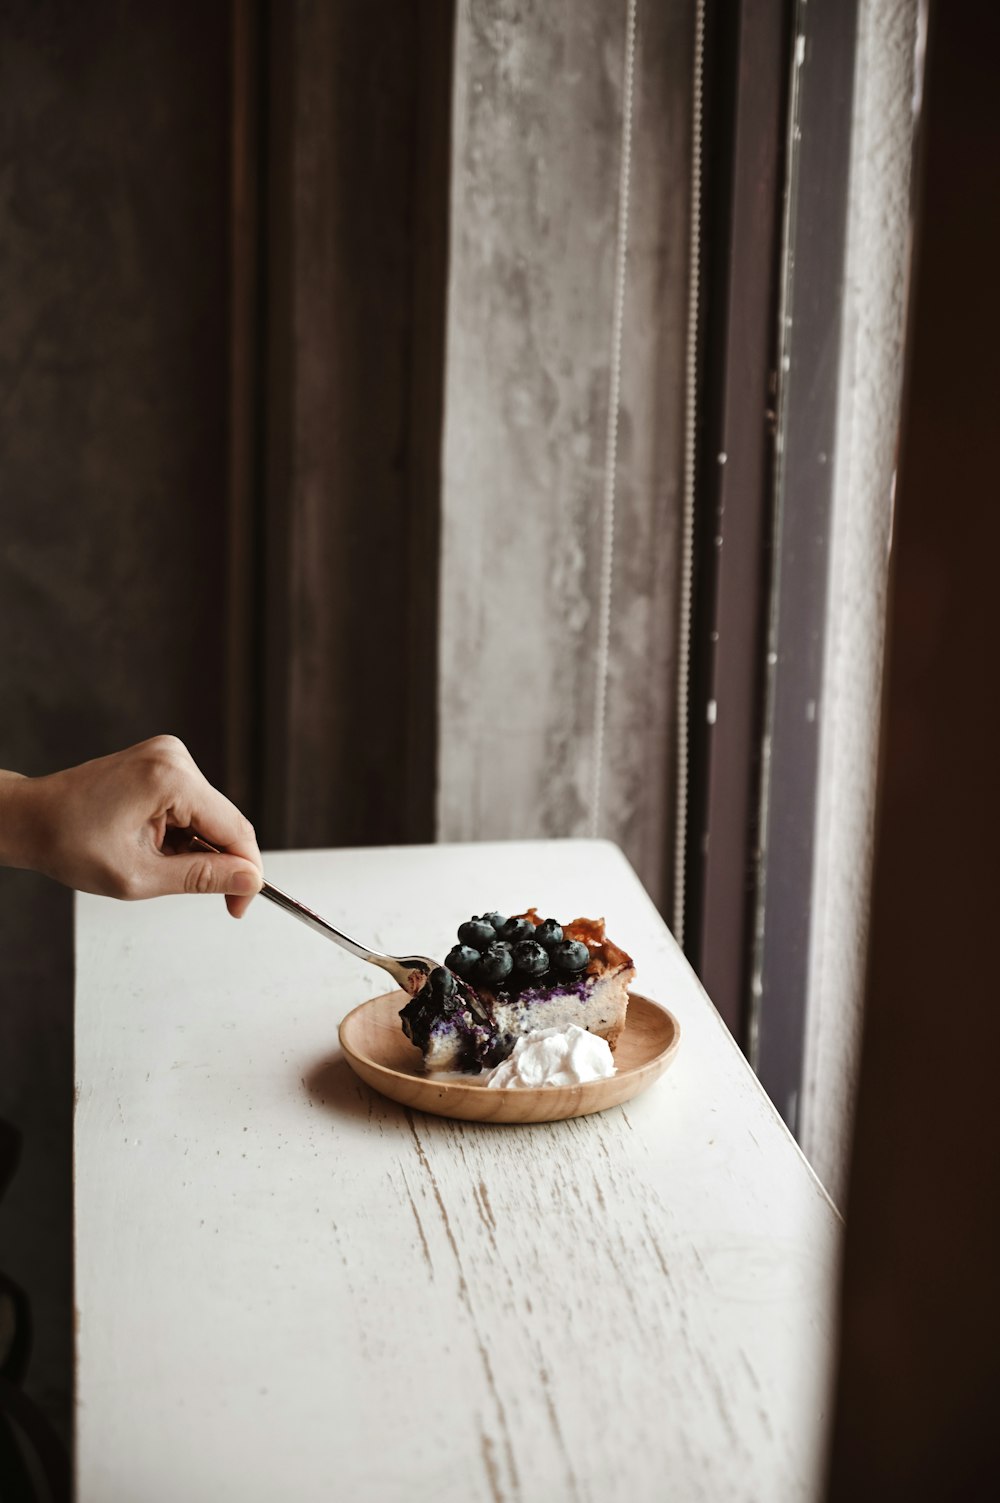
[401,971,599,1074]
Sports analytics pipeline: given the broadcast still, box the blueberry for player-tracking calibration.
[483,911,507,932]
[534,919,564,949]
[428,965,457,999]
[399,995,426,1046]
[550,939,590,973]
[458,917,498,951]
[498,916,534,944]
[476,941,514,985]
[424,966,460,1015]
[512,939,550,977]
[445,944,481,980]
[483,1034,514,1069]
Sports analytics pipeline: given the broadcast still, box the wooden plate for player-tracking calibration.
[338,991,680,1123]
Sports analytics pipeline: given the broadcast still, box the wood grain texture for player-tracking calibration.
[339,992,680,1124]
[261,0,452,848]
[0,0,231,1445]
[75,841,839,1501]
[827,4,1000,1491]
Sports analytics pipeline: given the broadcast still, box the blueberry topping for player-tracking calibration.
[550,939,590,973]
[534,919,564,949]
[476,941,514,985]
[399,995,423,1044]
[457,917,498,951]
[512,939,550,977]
[445,944,481,980]
[483,1034,514,1069]
[482,911,507,932]
[426,965,458,1002]
[400,971,495,1060]
[498,915,534,944]
[463,991,491,1024]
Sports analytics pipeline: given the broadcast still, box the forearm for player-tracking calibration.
[0,770,39,871]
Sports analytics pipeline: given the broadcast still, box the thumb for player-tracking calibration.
[155,851,263,900]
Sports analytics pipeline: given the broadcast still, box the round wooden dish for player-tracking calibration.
[338,991,680,1124]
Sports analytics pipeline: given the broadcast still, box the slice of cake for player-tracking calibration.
[399,908,635,1075]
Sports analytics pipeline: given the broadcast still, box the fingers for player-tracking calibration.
[182,778,263,875]
[225,891,256,920]
[170,760,264,918]
[144,850,263,905]
[139,738,264,917]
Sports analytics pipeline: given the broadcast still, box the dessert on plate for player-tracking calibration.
[399,909,635,1075]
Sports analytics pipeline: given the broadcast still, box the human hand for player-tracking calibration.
[0,736,263,917]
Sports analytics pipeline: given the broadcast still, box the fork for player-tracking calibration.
[189,835,439,994]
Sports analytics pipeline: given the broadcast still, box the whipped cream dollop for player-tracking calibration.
[484,1026,616,1089]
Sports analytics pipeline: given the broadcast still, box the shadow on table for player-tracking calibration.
[301,1051,407,1126]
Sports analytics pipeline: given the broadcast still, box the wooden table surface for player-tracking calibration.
[75,840,840,1502]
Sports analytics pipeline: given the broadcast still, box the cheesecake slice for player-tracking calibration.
[399,908,635,1075]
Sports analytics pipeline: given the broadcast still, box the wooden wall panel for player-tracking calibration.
[0,0,231,1442]
[260,0,453,850]
[827,1,1000,1493]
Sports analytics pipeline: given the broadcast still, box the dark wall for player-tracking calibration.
[827,1,1000,1496]
[0,2,231,775]
[0,0,231,1441]
[0,0,454,1450]
[258,0,451,849]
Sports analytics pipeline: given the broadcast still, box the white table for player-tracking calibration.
[75,840,840,1502]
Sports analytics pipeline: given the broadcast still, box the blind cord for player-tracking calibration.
[672,0,706,943]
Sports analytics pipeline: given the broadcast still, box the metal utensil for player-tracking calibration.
[190,835,439,994]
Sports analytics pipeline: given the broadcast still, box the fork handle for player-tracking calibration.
[189,834,408,984]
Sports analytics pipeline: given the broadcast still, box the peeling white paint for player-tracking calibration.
[437,1,693,908]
